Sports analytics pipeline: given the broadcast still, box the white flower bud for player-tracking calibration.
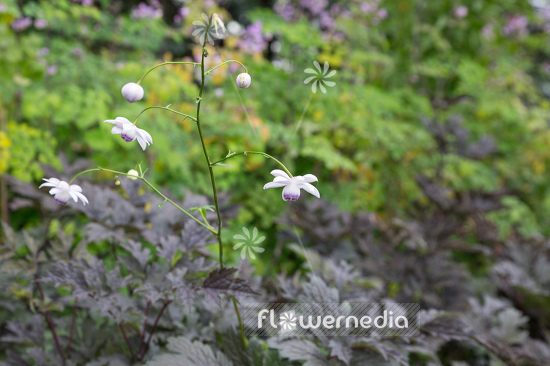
[236,73,251,88]
[127,169,139,181]
[121,82,144,103]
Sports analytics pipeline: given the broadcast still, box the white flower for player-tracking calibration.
[104,117,153,151]
[39,178,88,205]
[121,82,144,103]
[127,169,139,180]
[263,170,320,201]
[236,73,251,88]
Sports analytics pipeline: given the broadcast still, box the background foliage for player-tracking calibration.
[2,0,550,365]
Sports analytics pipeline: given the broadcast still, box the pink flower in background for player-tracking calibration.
[34,19,48,29]
[481,23,494,40]
[300,0,328,16]
[174,7,189,24]
[37,47,50,57]
[0,4,6,12]
[377,8,388,19]
[82,0,93,6]
[503,15,528,36]
[275,2,297,21]
[454,6,468,19]
[319,11,335,29]
[47,65,58,75]
[11,17,32,31]
[132,2,162,20]
[238,21,267,54]
[360,2,376,14]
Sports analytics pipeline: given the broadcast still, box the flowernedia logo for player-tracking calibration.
[242,303,420,337]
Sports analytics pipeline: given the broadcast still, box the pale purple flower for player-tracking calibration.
[377,8,388,19]
[121,82,144,103]
[82,0,93,5]
[132,2,162,19]
[37,47,50,57]
[39,178,88,205]
[11,17,32,31]
[319,11,335,29]
[454,6,468,19]
[72,47,83,56]
[104,117,153,150]
[236,73,251,88]
[0,4,6,12]
[300,0,328,16]
[174,7,189,23]
[360,2,376,14]
[34,19,48,29]
[47,65,58,75]
[503,15,528,36]
[238,21,267,54]
[263,170,320,201]
[275,2,296,21]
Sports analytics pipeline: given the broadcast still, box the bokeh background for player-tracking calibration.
[2,0,550,365]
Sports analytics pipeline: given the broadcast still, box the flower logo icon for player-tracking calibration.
[192,13,227,45]
[304,61,336,94]
[279,311,297,332]
[232,227,266,260]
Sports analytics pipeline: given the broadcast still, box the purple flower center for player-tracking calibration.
[54,196,68,205]
[283,193,299,201]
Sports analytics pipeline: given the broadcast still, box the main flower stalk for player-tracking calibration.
[197,16,225,268]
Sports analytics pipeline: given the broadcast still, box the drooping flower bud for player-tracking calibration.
[121,82,144,103]
[236,73,251,88]
[127,169,139,181]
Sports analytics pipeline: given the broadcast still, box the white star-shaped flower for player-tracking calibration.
[39,178,88,205]
[104,117,153,151]
[263,170,320,201]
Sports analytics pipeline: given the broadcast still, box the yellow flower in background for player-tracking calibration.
[0,131,11,174]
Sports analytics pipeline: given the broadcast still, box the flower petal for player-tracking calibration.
[111,126,122,134]
[136,135,147,151]
[282,183,301,201]
[270,169,290,179]
[299,182,320,198]
[302,174,318,183]
[49,187,61,195]
[137,127,153,144]
[69,184,82,192]
[263,181,288,189]
[69,190,79,202]
[74,192,89,205]
[39,182,58,189]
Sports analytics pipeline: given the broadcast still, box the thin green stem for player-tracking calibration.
[137,61,200,85]
[205,60,248,76]
[229,295,247,349]
[68,168,217,234]
[133,106,196,124]
[211,151,293,178]
[196,16,225,268]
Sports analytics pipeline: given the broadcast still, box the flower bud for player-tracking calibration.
[121,82,144,103]
[236,73,251,88]
[127,169,139,181]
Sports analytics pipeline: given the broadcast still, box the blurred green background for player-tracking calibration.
[3,0,550,254]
